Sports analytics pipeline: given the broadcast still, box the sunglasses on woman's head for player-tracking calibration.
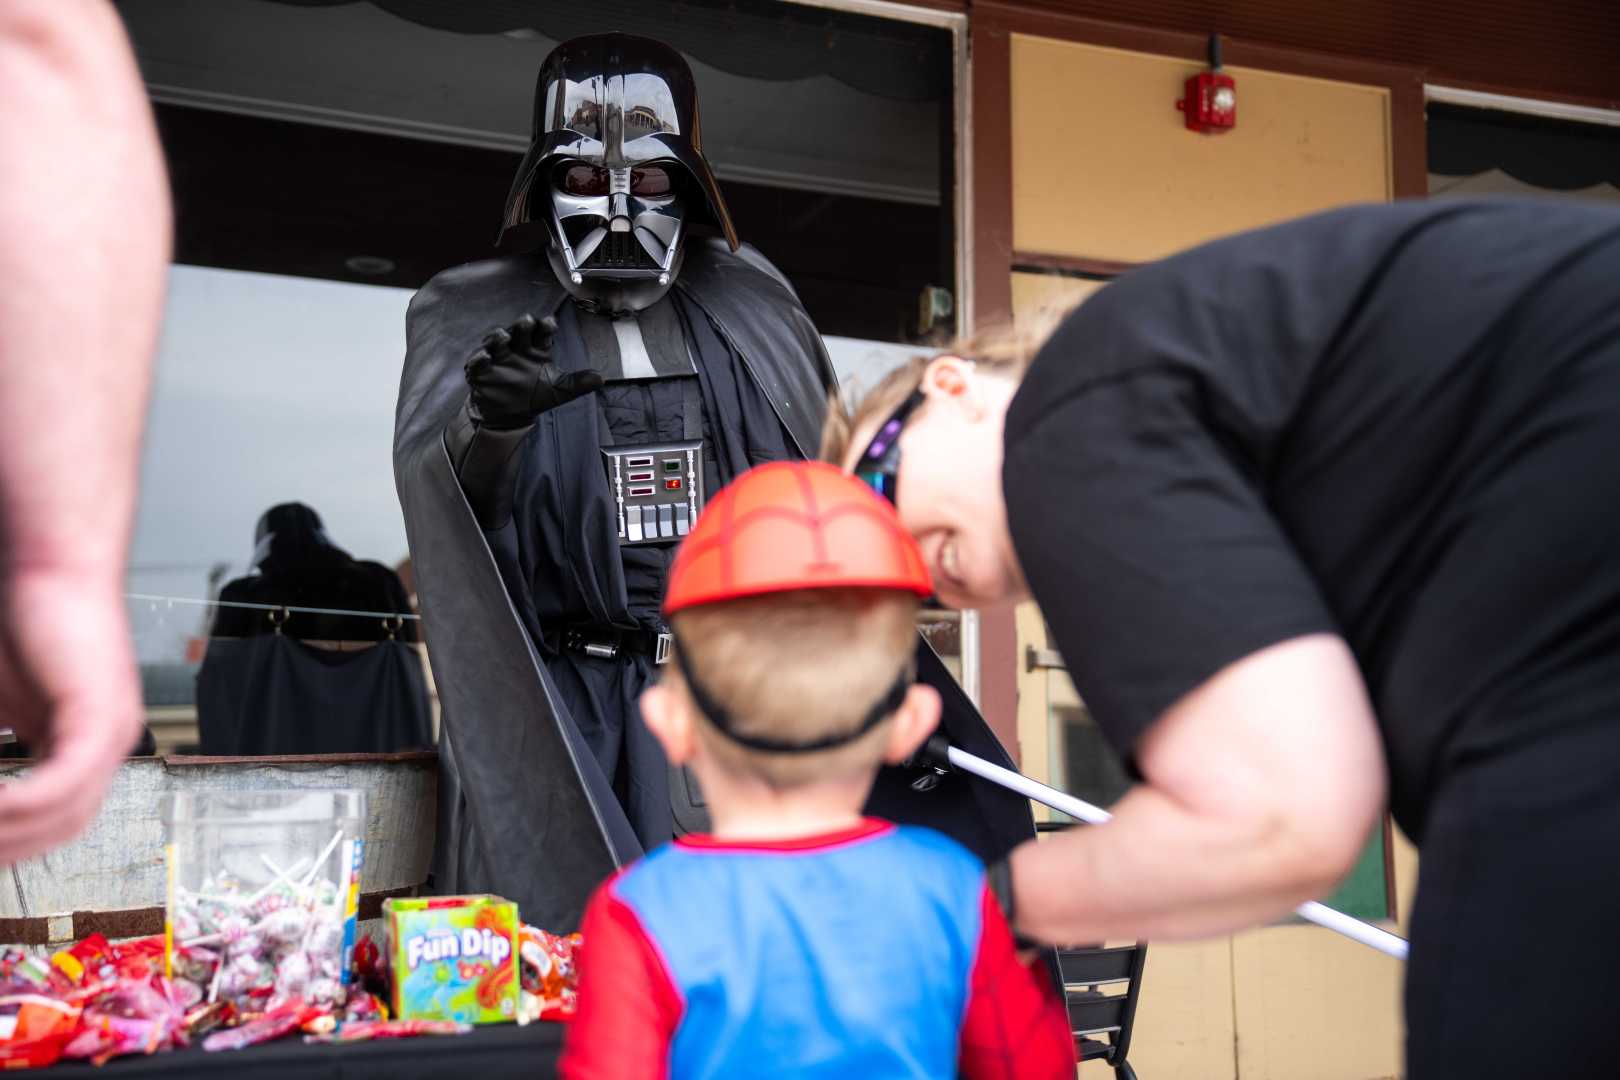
[853,389,926,507]
[854,387,944,610]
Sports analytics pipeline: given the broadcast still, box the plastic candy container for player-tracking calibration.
[163,790,366,1012]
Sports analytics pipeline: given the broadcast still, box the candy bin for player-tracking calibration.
[163,790,365,1015]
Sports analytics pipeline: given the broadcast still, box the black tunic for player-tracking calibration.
[1004,198,1620,842]
[490,292,797,847]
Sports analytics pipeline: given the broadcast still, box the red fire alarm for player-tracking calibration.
[1178,34,1236,133]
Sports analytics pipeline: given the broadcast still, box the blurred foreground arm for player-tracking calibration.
[0,0,170,860]
[1010,635,1388,945]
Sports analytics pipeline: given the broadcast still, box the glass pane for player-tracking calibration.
[122,266,430,758]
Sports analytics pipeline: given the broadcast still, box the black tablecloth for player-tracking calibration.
[41,1021,562,1079]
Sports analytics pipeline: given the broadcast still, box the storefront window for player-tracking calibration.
[115,0,959,756]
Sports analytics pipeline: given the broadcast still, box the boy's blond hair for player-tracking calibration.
[820,312,1065,467]
[668,587,920,790]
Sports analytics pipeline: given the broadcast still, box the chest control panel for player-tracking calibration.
[602,440,705,546]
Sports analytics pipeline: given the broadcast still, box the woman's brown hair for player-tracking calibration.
[819,311,1065,467]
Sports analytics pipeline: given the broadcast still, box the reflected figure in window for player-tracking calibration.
[196,502,431,755]
[209,503,417,643]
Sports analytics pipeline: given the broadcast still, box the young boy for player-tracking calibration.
[560,461,1075,1079]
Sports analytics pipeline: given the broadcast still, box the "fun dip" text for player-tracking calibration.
[405,927,512,972]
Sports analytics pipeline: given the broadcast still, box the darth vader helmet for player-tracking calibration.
[498,33,738,313]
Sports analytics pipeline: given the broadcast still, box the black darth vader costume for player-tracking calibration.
[394,33,1032,931]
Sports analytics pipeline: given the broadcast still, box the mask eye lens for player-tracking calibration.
[631,166,672,196]
[559,164,609,196]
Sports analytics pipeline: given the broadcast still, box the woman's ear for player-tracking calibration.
[640,683,696,766]
[882,683,943,765]
[921,355,985,420]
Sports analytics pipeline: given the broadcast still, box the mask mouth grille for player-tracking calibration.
[583,230,660,272]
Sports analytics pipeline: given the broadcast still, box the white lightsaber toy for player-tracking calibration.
[939,743,1410,961]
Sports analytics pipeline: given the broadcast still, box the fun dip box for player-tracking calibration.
[384,895,520,1024]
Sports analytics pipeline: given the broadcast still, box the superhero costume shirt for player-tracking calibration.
[559,819,1076,1080]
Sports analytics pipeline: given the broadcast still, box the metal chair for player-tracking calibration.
[1058,942,1147,1079]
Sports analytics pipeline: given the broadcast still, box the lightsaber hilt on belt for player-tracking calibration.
[926,739,1409,961]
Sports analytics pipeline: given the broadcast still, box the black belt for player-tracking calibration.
[561,624,673,665]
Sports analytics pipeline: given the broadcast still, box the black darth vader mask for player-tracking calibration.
[498,34,738,313]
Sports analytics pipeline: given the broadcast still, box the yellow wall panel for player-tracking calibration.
[1011,35,1392,264]
[1231,926,1404,1079]
[1011,271,1102,325]
[1092,939,1238,1080]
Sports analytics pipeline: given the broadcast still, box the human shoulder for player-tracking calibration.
[1007,202,1460,443]
[604,841,709,909]
[407,254,558,327]
[415,253,549,296]
[679,234,803,306]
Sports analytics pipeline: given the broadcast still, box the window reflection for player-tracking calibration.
[127,266,419,757]
[195,502,431,756]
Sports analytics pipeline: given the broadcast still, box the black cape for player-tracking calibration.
[395,238,1033,930]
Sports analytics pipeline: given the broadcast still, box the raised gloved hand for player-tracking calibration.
[464,314,603,429]
[448,314,603,530]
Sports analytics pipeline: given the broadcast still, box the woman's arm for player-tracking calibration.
[1011,634,1388,944]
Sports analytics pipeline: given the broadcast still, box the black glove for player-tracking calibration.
[446,314,603,530]
[464,314,602,429]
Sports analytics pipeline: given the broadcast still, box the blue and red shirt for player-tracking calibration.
[559,818,1075,1079]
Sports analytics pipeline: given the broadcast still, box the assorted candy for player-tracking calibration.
[0,793,587,1066]
[0,887,583,1062]
[0,911,582,1068]
[0,937,191,1068]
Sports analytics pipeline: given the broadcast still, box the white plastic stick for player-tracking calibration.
[301,830,344,888]
[943,745,1410,961]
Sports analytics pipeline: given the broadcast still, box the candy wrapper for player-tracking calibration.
[0,948,67,998]
[61,978,190,1066]
[201,999,322,1052]
[0,996,83,1069]
[517,925,583,1023]
[384,896,519,1024]
[49,934,115,987]
[306,1018,470,1043]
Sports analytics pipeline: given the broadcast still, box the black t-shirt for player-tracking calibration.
[1003,200,1620,840]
